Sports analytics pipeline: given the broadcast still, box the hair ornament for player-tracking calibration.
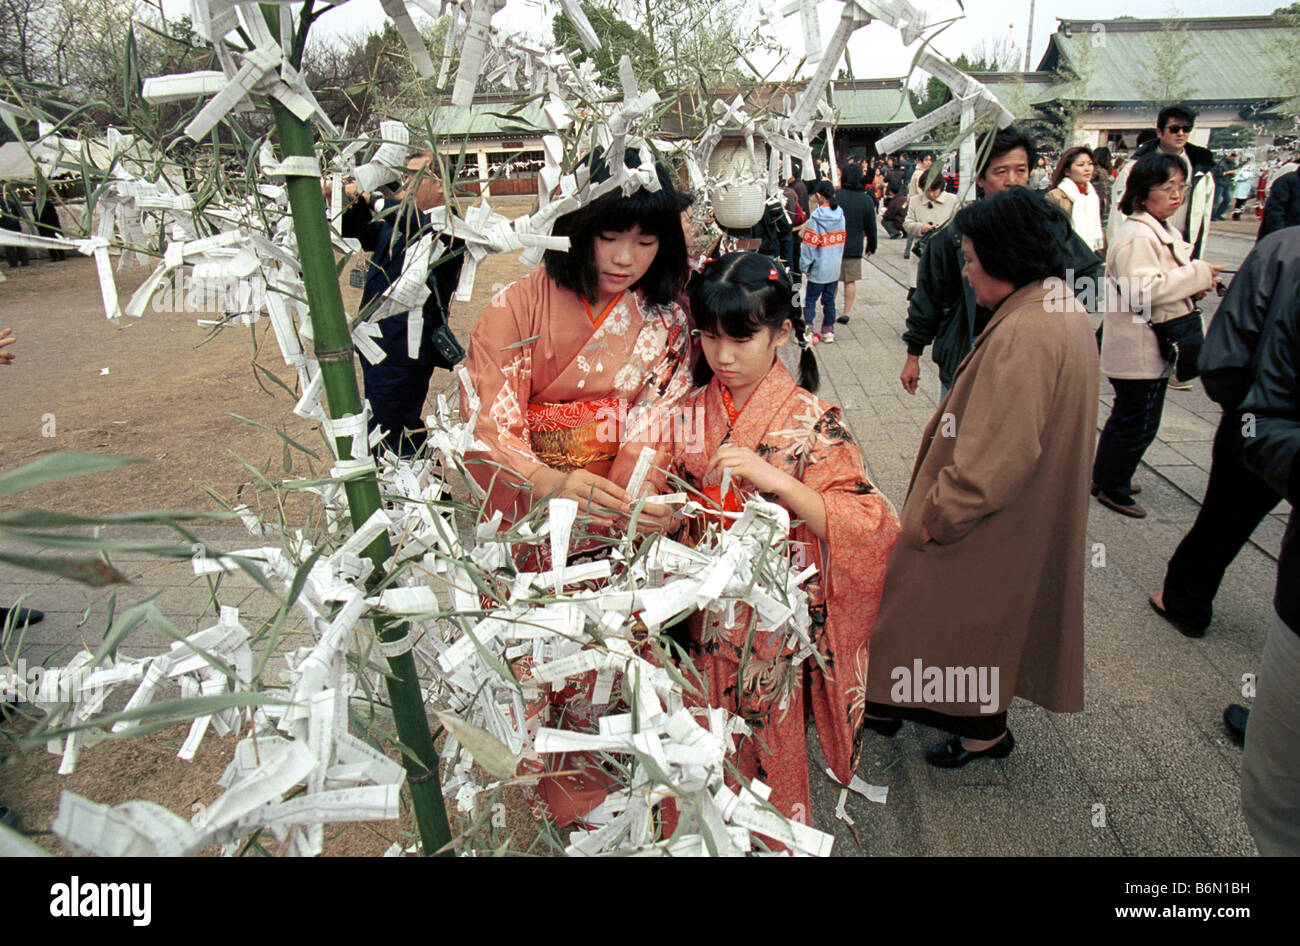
[768,268,779,281]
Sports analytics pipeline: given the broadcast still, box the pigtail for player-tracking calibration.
[790,315,820,393]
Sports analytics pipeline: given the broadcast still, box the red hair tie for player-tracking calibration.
[768,268,779,281]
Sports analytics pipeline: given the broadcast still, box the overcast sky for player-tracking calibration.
[161,0,1286,81]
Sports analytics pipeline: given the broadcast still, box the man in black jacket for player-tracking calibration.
[336,151,464,457]
[899,127,1102,397]
[1257,167,1300,242]
[1236,274,1300,856]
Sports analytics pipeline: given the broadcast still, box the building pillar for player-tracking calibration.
[477,148,490,199]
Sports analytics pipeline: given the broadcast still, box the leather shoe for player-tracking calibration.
[1148,592,1206,638]
[862,714,902,737]
[0,606,44,628]
[926,730,1014,767]
[1223,704,1248,746]
[1097,491,1147,518]
[1091,482,1139,496]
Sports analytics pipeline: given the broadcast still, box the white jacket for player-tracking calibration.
[1108,142,1215,260]
[1100,212,1215,379]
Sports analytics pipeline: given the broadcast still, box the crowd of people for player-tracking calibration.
[5,96,1299,855]
[308,107,1300,853]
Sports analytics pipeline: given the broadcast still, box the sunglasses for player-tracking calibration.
[1164,124,1193,134]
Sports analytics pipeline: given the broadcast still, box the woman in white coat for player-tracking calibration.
[1092,153,1222,518]
[1045,146,1106,254]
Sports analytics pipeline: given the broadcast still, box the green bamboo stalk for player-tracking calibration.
[262,5,452,856]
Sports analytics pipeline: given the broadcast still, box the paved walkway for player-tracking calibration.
[1,222,1279,856]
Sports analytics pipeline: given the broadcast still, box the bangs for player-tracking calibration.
[584,185,682,242]
[689,281,765,339]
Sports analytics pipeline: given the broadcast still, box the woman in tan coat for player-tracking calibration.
[1092,153,1222,518]
[863,188,1099,766]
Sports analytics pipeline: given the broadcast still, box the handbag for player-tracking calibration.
[1148,309,1204,382]
[429,321,466,366]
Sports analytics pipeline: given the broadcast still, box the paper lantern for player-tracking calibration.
[708,140,766,230]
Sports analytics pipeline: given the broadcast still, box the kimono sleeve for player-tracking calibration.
[459,281,544,507]
[919,319,1058,545]
[799,408,900,784]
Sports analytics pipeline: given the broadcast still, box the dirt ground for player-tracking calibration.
[0,199,545,856]
[0,221,532,518]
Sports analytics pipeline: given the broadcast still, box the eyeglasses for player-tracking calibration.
[1151,182,1188,196]
[1164,124,1193,134]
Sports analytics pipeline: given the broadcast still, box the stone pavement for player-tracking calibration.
[0,221,1279,857]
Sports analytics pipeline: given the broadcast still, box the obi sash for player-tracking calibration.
[528,397,621,474]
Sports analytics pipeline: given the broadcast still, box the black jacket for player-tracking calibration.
[1200,227,1300,411]
[1258,171,1300,242]
[341,194,464,368]
[903,218,1102,385]
[1238,269,1300,636]
[835,186,878,258]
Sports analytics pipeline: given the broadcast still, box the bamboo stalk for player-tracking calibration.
[262,6,452,856]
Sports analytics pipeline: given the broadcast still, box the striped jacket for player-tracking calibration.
[800,204,846,283]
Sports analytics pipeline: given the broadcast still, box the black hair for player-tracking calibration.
[677,191,695,211]
[977,126,1036,179]
[1120,152,1188,215]
[840,162,865,190]
[687,252,819,393]
[811,180,838,210]
[1157,106,1195,130]
[1094,146,1112,172]
[1136,128,1158,147]
[952,187,1070,288]
[543,148,687,307]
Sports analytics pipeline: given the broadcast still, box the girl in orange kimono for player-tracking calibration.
[459,151,693,827]
[671,252,900,827]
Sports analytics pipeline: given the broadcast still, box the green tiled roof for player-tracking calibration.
[1038,16,1300,104]
[831,85,917,127]
[418,101,549,138]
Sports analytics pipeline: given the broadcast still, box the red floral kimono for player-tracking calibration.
[460,268,693,524]
[671,361,900,824]
[459,267,693,827]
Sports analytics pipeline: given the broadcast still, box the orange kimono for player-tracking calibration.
[459,268,693,826]
[672,361,900,823]
[460,268,694,524]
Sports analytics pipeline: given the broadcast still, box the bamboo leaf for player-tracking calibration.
[0,549,130,587]
[434,711,517,780]
[23,692,289,745]
[0,454,142,499]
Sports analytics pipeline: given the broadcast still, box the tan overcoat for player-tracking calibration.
[864,281,1099,716]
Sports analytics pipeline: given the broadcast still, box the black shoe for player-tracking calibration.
[1148,593,1206,638]
[836,315,850,325]
[1223,704,1248,746]
[0,606,44,628]
[862,714,902,737]
[926,730,1014,768]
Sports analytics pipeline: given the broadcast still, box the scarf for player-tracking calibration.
[1060,177,1104,252]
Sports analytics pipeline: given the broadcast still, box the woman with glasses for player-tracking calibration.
[1093,153,1222,518]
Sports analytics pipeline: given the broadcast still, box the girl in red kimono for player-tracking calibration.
[672,252,900,827]
[460,151,693,827]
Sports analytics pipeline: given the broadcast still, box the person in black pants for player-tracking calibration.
[33,191,65,261]
[1152,225,1300,637]
[1,185,29,268]
[333,151,464,458]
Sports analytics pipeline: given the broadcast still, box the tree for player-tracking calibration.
[1209,125,1256,149]
[1137,16,1194,104]
[553,0,777,94]
[552,2,655,91]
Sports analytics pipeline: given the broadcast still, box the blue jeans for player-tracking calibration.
[804,280,837,332]
[1092,377,1168,498]
[1212,182,1233,220]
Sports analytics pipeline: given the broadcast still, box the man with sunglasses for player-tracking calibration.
[1109,106,1216,261]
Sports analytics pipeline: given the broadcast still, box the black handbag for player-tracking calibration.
[429,321,466,366]
[1149,309,1205,382]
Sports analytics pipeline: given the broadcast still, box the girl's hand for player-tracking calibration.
[0,328,15,366]
[705,445,793,497]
